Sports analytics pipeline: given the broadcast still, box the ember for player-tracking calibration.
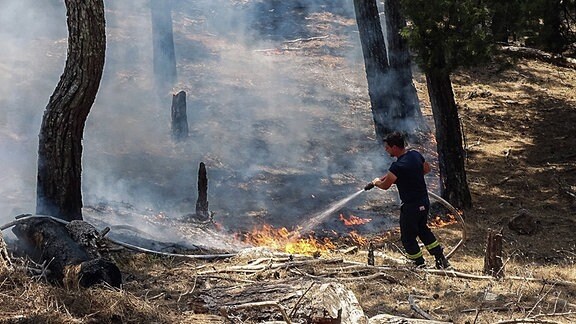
[339,213,372,226]
[242,224,336,255]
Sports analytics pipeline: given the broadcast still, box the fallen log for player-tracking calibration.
[11,217,121,288]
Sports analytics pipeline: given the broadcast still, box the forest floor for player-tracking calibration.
[1,1,576,323]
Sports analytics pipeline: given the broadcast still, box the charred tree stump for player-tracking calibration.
[171,90,189,141]
[483,228,504,278]
[12,218,121,288]
[195,162,209,221]
[367,242,375,266]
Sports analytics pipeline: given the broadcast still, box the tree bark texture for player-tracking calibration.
[151,0,177,93]
[483,228,504,278]
[382,0,425,132]
[12,218,121,288]
[36,0,106,221]
[196,162,209,221]
[353,0,400,140]
[425,69,472,210]
[171,90,189,141]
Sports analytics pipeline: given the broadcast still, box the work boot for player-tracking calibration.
[435,255,451,269]
[412,256,425,269]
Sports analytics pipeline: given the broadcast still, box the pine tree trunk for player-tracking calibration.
[540,0,564,53]
[353,0,398,140]
[383,0,425,133]
[425,69,472,210]
[151,0,177,93]
[36,0,106,221]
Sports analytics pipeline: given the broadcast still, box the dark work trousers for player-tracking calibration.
[399,202,442,260]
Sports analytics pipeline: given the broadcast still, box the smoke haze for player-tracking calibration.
[0,0,411,244]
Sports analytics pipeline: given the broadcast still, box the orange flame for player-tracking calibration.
[242,224,336,255]
[347,231,369,246]
[339,213,372,226]
[429,213,458,228]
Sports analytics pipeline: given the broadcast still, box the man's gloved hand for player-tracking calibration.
[364,182,375,191]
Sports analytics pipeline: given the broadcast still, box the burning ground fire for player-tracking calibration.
[241,214,375,255]
[240,212,458,255]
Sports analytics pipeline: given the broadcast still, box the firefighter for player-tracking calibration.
[365,132,451,269]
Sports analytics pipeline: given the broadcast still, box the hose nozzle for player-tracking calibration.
[364,182,375,191]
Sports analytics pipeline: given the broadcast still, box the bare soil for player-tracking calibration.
[1,1,576,323]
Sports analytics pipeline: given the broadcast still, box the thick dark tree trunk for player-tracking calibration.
[540,0,564,53]
[425,69,472,210]
[171,90,189,141]
[353,0,400,140]
[150,0,177,93]
[383,0,426,134]
[36,0,106,221]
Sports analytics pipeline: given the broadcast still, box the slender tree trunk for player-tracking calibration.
[36,0,106,221]
[150,0,177,93]
[383,0,426,134]
[353,0,399,140]
[425,69,472,210]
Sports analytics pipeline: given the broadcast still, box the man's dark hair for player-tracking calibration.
[383,132,405,148]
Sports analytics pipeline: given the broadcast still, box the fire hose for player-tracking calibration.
[427,191,466,259]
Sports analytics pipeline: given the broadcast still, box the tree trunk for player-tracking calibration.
[171,90,189,141]
[353,0,399,140]
[425,69,472,210]
[150,0,177,93]
[383,0,426,135]
[540,0,564,53]
[36,0,106,221]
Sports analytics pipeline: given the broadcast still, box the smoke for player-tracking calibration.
[0,0,410,243]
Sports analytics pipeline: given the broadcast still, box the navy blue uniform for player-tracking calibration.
[389,150,442,263]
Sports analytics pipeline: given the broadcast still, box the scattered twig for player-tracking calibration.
[527,283,556,318]
[494,319,562,324]
[289,282,315,318]
[220,301,292,324]
[409,294,435,320]
[282,35,329,44]
[369,313,452,323]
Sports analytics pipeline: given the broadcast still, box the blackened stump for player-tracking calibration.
[12,218,121,288]
[171,90,189,141]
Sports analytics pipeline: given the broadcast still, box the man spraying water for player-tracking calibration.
[365,132,451,269]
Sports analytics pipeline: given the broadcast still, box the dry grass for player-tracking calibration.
[2,2,576,323]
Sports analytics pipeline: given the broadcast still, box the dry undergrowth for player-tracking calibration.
[2,2,576,323]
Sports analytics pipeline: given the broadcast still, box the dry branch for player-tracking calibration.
[369,313,452,323]
[500,45,576,69]
[283,35,329,43]
[220,301,292,324]
[408,294,435,320]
